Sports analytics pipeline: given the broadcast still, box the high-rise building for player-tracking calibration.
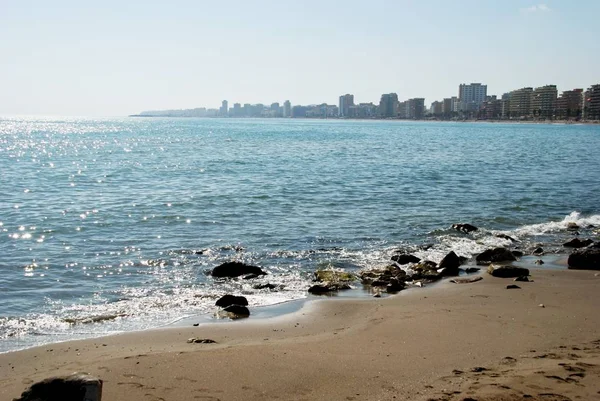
[531,85,558,119]
[508,87,533,118]
[408,98,425,119]
[556,89,583,119]
[431,101,443,116]
[458,83,488,112]
[220,100,228,117]
[283,100,292,118]
[338,94,355,117]
[232,103,242,117]
[584,84,600,120]
[379,93,399,118]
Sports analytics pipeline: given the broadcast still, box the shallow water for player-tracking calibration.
[1,117,599,352]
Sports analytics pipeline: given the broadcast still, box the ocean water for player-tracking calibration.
[1,117,599,353]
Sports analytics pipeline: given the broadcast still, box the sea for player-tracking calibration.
[1,116,599,353]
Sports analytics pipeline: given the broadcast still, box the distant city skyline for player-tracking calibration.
[1,1,600,116]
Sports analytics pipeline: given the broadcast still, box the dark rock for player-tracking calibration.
[359,265,406,284]
[386,278,405,293]
[314,270,357,283]
[465,267,480,274]
[511,250,524,257]
[391,254,421,265]
[514,276,531,282]
[506,284,521,289]
[534,259,544,265]
[450,276,483,284]
[563,238,594,248]
[242,273,261,280]
[438,251,461,276]
[452,223,478,233]
[308,283,351,294]
[458,256,469,265]
[496,234,517,242]
[413,260,437,270]
[566,222,580,231]
[252,283,278,290]
[568,248,600,270]
[476,248,517,264]
[487,264,530,278]
[532,247,544,255]
[223,304,250,317]
[15,373,102,401]
[215,294,248,308]
[187,338,216,344]
[211,261,267,278]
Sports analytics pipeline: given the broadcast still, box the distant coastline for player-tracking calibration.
[129,114,600,125]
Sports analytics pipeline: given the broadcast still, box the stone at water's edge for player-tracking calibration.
[211,261,267,278]
[438,251,461,276]
[487,264,530,278]
[563,238,594,248]
[223,304,250,318]
[308,283,351,294]
[476,248,517,264]
[314,270,357,283]
[568,247,600,270]
[15,373,102,401]
[215,294,248,308]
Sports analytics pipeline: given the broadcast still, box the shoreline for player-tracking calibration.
[2,265,599,401]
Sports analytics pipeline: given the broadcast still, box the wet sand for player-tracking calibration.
[1,268,599,401]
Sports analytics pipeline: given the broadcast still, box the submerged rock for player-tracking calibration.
[465,267,480,274]
[215,295,248,308]
[568,248,600,270]
[532,247,544,255]
[487,264,530,278]
[511,250,524,258]
[452,223,478,233]
[476,248,517,264]
[391,254,421,265]
[566,222,580,231]
[15,373,103,401]
[563,238,594,248]
[450,276,483,284]
[496,234,517,242]
[211,261,267,278]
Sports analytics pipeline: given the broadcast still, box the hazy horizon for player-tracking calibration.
[2,0,599,117]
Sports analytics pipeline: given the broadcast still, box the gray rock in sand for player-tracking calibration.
[487,264,530,278]
[14,373,102,401]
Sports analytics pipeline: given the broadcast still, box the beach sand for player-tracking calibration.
[1,268,599,401]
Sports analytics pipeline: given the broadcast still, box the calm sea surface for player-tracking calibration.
[1,117,599,352]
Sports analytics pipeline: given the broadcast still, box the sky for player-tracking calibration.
[1,0,599,116]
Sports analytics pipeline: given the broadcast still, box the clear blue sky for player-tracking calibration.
[1,0,598,116]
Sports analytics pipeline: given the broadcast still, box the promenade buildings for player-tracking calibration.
[379,93,399,118]
[339,94,354,117]
[531,85,558,118]
[458,83,487,112]
[556,89,583,119]
[138,81,600,121]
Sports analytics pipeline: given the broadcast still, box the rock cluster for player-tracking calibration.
[215,294,250,318]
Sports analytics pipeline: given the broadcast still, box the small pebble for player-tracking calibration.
[506,284,521,289]
[192,323,199,327]
[539,304,545,308]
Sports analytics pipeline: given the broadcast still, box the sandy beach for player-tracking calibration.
[2,267,599,401]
